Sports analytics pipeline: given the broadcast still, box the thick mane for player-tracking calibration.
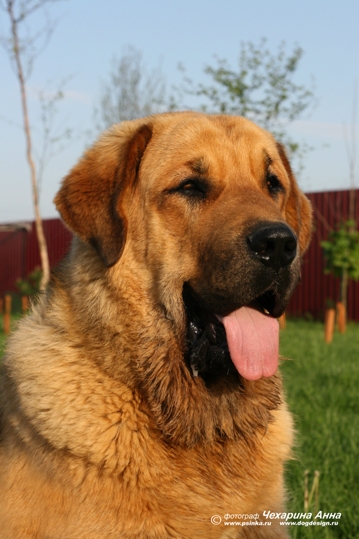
[139,342,283,447]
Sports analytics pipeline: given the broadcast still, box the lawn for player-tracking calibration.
[0,313,21,357]
[280,320,359,539]
[0,331,6,358]
[0,317,358,538]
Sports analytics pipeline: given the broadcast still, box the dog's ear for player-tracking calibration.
[54,123,152,267]
[276,143,312,255]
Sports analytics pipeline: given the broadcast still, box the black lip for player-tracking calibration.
[182,284,236,380]
[253,287,289,318]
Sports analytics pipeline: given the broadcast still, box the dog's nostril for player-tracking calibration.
[285,239,297,253]
[247,223,297,270]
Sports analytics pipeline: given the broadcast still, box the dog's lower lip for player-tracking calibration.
[250,289,279,318]
[249,300,273,316]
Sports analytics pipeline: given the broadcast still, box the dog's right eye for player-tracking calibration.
[175,178,208,199]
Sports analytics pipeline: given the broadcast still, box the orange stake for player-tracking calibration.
[278,312,286,329]
[336,302,346,333]
[324,308,335,343]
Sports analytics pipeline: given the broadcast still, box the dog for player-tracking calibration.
[0,112,312,538]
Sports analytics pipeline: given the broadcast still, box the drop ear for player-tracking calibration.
[54,123,152,267]
[276,142,312,255]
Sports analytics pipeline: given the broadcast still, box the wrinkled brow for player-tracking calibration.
[187,157,209,176]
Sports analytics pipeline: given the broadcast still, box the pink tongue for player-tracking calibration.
[219,306,279,381]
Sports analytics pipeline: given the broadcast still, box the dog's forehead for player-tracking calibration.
[154,114,275,152]
[144,115,281,184]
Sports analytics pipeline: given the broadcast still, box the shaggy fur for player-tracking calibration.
[0,112,312,538]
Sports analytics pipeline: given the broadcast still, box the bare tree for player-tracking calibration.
[0,0,64,290]
[94,46,167,132]
[36,80,73,194]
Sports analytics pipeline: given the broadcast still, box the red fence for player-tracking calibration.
[0,219,72,295]
[1,188,359,320]
[287,189,359,321]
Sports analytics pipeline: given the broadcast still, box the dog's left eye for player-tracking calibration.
[176,178,208,199]
[266,174,284,196]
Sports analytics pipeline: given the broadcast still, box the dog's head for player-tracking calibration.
[55,112,311,385]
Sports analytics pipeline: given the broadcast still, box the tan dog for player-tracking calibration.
[0,112,311,538]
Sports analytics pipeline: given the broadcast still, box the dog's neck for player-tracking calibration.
[4,241,283,472]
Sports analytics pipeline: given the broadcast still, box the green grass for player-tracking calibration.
[1,318,358,537]
[0,331,6,358]
[0,313,21,358]
[280,320,359,539]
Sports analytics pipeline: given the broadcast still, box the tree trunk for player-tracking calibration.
[8,2,50,291]
[339,268,348,312]
[337,268,348,333]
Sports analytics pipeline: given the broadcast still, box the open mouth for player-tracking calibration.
[252,289,278,316]
[183,284,281,382]
[183,285,234,380]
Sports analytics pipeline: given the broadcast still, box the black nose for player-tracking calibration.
[247,222,297,271]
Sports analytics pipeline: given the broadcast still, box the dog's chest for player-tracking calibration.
[63,435,286,538]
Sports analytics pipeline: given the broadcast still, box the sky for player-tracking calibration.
[0,0,358,222]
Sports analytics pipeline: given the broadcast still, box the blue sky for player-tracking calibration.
[0,0,358,221]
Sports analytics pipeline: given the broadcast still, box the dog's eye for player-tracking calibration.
[176,178,208,199]
[266,174,284,196]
